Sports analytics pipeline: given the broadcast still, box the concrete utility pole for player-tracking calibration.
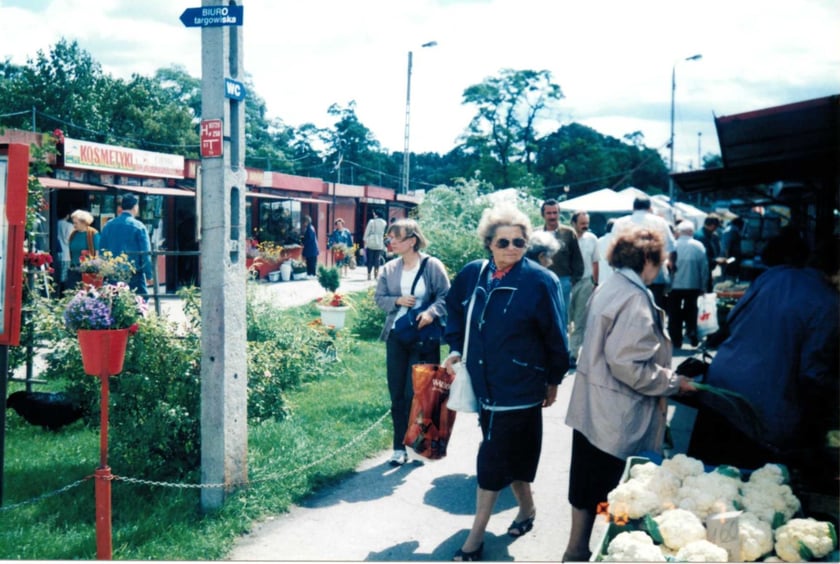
[199,0,248,511]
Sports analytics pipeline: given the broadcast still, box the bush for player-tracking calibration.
[316,265,340,292]
[350,288,384,341]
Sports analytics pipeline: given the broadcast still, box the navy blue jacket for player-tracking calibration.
[445,258,569,407]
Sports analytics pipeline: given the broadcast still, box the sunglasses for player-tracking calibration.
[494,237,527,249]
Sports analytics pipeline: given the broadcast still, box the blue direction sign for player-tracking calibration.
[180,5,243,27]
[224,78,247,101]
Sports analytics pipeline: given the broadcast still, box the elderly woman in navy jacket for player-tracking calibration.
[443,203,569,561]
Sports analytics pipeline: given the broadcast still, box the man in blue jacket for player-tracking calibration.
[100,193,153,296]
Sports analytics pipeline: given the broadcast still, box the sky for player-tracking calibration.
[2,0,839,174]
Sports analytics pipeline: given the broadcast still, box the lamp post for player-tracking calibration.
[668,53,702,204]
[401,40,437,194]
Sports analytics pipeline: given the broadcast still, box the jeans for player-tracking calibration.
[558,275,572,330]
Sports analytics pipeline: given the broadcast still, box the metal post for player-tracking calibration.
[400,41,437,194]
[667,53,702,205]
[95,374,112,560]
[401,51,412,194]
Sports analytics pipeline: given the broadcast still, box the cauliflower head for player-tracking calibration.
[740,481,800,526]
[604,531,666,562]
[608,479,661,520]
[773,518,837,562]
[661,454,706,481]
[677,472,741,520]
[654,508,707,550]
[738,512,774,562]
[675,539,729,562]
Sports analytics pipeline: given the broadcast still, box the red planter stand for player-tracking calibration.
[77,329,129,377]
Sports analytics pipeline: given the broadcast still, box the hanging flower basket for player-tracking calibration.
[77,328,130,376]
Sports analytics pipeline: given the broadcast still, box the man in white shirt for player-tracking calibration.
[56,211,73,290]
[613,196,676,311]
[668,221,709,348]
[568,211,599,364]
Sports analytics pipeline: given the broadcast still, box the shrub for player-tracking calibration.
[316,265,340,293]
[350,288,384,341]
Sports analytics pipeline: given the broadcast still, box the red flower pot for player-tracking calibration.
[77,329,130,376]
[82,273,104,288]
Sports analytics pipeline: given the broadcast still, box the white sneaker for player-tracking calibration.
[388,450,408,466]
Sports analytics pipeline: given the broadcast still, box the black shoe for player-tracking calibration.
[507,513,535,537]
[453,543,483,561]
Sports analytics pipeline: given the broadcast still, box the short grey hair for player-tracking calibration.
[477,203,532,250]
[526,230,559,262]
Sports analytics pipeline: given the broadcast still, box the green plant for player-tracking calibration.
[350,288,385,340]
[316,265,340,292]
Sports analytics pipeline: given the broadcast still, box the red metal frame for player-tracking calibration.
[0,144,29,346]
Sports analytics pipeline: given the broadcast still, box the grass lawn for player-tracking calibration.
[0,304,394,560]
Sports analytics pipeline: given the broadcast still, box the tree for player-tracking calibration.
[535,123,668,199]
[325,101,394,187]
[461,69,564,188]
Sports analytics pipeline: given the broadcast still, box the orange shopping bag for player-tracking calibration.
[403,363,457,460]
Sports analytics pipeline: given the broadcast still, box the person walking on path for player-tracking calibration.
[444,203,569,561]
[567,211,599,365]
[56,210,73,292]
[667,220,708,348]
[328,218,354,277]
[374,219,450,466]
[99,194,152,296]
[562,225,695,562]
[364,210,388,280]
[538,199,583,328]
[694,214,723,292]
[613,196,676,311]
[301,214,319,278]
[66,209,100,290]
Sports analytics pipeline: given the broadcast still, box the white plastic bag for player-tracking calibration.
[447,362,478,413]
[696,292,719,337]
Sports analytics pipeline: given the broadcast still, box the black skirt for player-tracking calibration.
[568,430,625,512]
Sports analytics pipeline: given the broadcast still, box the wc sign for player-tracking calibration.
[224,78,246,101]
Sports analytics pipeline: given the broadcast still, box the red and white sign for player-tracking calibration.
[63,136,185,178]
[200,119,223,158]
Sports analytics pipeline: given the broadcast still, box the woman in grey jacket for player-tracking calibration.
[562,226,695,562]
[374,219,450,467]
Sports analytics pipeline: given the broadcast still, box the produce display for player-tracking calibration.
[596,454,838,562]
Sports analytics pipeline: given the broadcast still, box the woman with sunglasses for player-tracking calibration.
[374,219,451,467]
[443,203,569,561]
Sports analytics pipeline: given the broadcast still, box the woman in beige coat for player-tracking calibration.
[562,226,695,562]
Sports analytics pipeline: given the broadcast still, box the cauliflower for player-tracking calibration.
[740,480,800,526]
[677,472,741,520]
[603,531,666,562]
[748,463,789,486]
[738,512,774,562]
[625,462,682,514]
[773,518,838,562]
[674,539,729,562]
[654,508,707,550]
[661,453,706,481]
[608,479,661,520]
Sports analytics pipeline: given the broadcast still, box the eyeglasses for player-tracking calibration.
[395,234,416,243]
[494,237,527,249]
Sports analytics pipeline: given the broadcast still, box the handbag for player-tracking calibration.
[696,292,719,337]
[447,271,482,414]
[403,363,456,460]
[390,258,442,347]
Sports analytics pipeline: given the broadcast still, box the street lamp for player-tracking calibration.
[401,40,437,194]
[668,53,702,204]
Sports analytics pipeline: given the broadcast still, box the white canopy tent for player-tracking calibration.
[555,188,634,213]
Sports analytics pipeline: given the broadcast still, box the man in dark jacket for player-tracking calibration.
[99,193,152,296]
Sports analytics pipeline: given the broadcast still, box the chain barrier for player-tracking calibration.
[0,476,92,512]
[2,410,390,510]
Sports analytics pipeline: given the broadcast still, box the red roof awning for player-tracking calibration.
[38,177,106,191]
